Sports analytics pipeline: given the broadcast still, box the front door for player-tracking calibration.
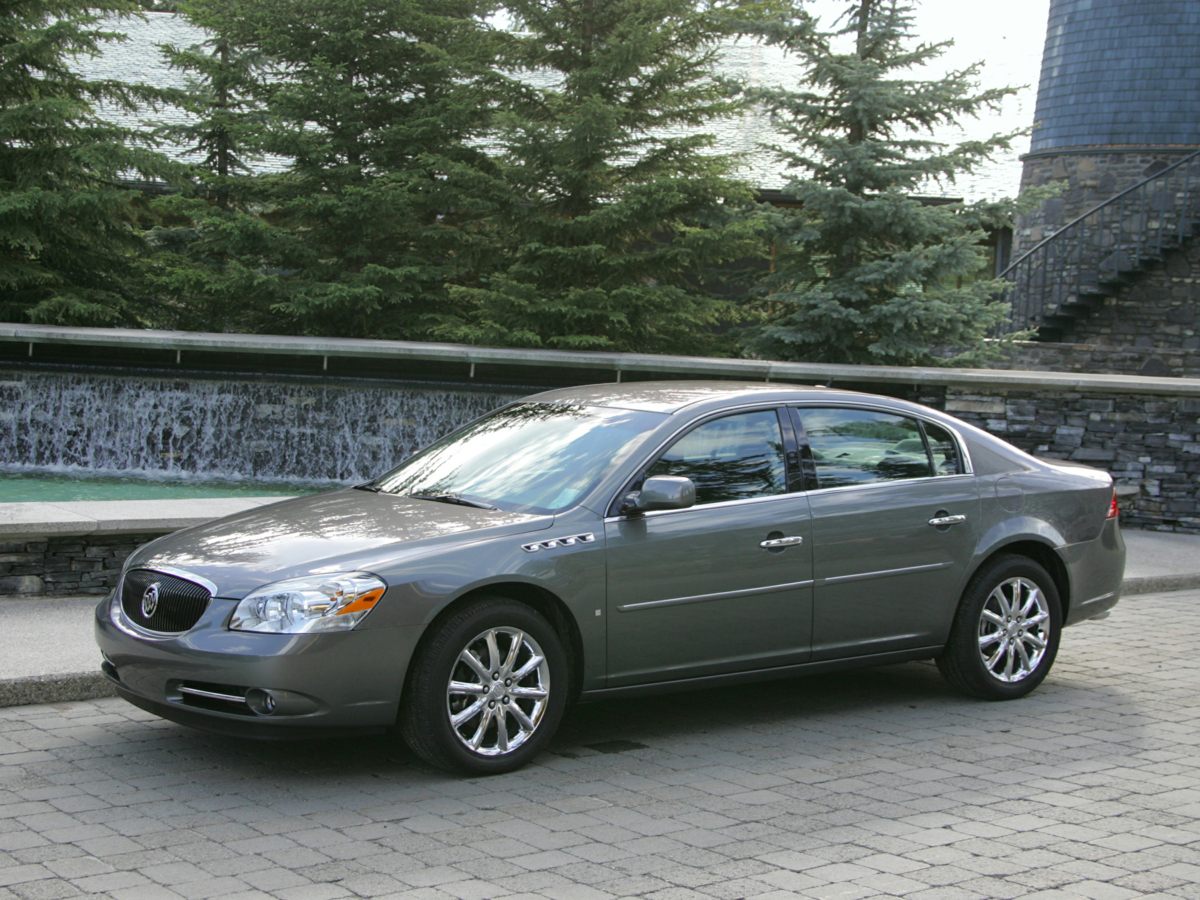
[604,407,813,687]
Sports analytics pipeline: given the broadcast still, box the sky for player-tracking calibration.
[804,0,1054,199]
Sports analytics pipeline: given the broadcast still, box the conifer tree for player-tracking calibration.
[0,0,166,325]
[203,0,503,339]
[436,0,765,354]
[145,0,276,332]
[750,0,1017,365]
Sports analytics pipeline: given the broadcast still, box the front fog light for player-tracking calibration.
[230,573,386,634]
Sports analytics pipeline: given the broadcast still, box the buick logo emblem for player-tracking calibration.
[141,583,161,619]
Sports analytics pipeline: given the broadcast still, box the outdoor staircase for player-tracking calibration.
[1001,148,1200,340]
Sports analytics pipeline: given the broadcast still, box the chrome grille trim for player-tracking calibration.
[178,686,246,704]
[120,568,212,634]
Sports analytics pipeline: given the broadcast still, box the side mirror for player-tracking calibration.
[621,475,696,516]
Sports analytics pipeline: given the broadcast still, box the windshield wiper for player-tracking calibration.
[353,483,382,492]
[408,491,498,511]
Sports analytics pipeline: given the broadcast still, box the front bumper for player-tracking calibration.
[94,594,420,737]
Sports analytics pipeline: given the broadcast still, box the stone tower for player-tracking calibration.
[1009,0,1200,373]
[1017,0,1200,250]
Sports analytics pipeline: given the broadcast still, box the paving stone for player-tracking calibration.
[9,879,85,900]
[1,590,1199,897]
[0,869,50,890]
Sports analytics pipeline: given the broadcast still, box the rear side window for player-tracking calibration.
[923,421,963,475]
[798,408,934,488]
[645,409,786,505]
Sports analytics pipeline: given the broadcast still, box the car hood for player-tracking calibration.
[128,489,553,598]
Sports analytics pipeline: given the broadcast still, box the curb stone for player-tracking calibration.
[0,672,116,708]
[1121,573,1200,596]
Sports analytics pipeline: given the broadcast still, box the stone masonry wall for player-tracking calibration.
[999,341,1200,379]
[1049,238,1200,358]
[0,533,159,596]
[1012,149,1200,377]
[1015,149,1196,256]
[938,389,1200,533]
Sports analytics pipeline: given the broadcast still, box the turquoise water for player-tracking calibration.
[0,472,329,503]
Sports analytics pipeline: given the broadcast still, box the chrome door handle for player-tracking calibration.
[928,514,967,527]
[760,536,804,548]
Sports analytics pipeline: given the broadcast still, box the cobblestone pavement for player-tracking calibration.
[2,591,1199,900]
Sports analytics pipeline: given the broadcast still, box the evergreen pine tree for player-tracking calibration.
[436,0,765,354]
[145,0,276,332]
[0,0,167,325]
[750,0,1018,365]
[204,0,503,339]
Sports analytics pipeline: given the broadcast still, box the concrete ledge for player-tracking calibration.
[1123,573,1200,596]
[0,672,115,707]
[0,496,292,539]
[5,322,1200,396]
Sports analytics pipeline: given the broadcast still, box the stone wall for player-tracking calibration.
[999,341,1200,379]
[0,533,160,596]
[1049,240,1200,357]
[1014,148,1196,256]
[1011,148,1200,377]
[937,389,1200,533]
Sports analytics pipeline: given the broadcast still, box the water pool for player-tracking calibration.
[0,472,329,503]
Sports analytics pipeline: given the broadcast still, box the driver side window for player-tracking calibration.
[646,409,787,506]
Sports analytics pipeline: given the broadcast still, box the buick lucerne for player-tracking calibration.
[96,382,1125,773]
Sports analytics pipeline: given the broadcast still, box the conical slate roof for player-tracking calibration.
[1030,0,1200,153]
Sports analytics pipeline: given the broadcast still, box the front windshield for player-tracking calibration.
[370,402,662,514]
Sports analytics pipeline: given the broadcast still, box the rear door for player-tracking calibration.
[604,407,813,686]
[794,407,980,660]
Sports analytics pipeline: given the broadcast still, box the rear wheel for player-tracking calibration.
[937,555,1062,700]
[400,597,568,774]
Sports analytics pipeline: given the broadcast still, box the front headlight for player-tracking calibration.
[230,573,386,634]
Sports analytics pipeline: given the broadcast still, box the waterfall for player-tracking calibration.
[0,369,522,484]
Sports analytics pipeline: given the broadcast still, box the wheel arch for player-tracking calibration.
[402,581,585,708]
[968,539,1071,620]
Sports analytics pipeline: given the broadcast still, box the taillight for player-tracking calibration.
[1107,488,1119,520]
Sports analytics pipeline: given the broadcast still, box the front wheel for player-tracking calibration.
[400,597,568,774]
[937,555,1062,700]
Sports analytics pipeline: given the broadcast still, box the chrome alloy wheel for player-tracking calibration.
[977,576,1051,683]
[446,627,550,756]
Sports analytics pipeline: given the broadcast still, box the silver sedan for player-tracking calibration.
[96,382,1125,773]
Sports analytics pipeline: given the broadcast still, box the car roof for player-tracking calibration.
[522,380,1038,477]
[524,380,839,413]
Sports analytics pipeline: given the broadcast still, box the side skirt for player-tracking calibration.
[579,646,946,702]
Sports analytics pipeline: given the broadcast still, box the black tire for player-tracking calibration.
[400,597,568,775]
[937,555,1062,700]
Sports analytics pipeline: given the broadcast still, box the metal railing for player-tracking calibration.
[1001,148,1200,335]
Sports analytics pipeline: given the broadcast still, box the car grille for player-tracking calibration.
[120,569,211,634]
